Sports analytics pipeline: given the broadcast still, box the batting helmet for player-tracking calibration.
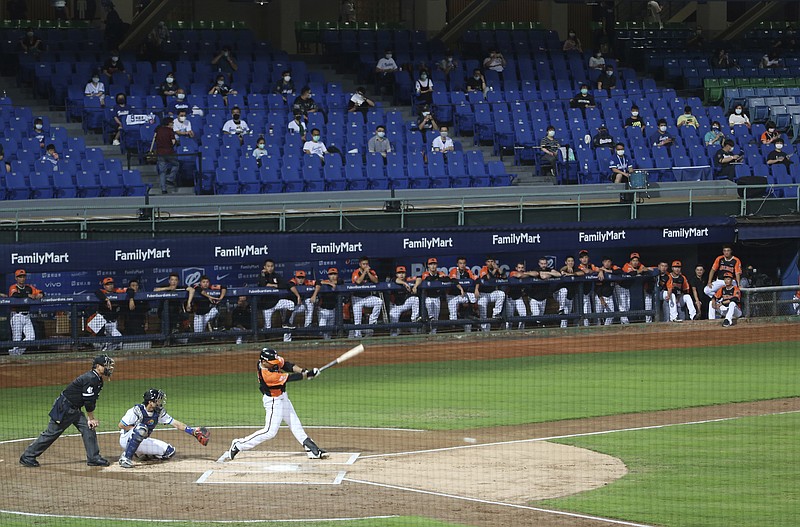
[260,347,285,368]
[143,388,166,408]
[92,354,115,377]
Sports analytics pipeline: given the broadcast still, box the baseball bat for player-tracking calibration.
[319,344,364,372]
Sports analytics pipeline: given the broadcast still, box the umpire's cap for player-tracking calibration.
[92,354,115,376]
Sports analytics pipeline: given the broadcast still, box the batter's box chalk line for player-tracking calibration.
[215,450,359,465]
[203,451,360,485]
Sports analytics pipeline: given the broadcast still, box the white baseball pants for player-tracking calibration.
[289,299,315,327]
[645,292,654,323]
[528,297,547,317]
[666,293,696,321]
[262,299,295,329]
[709,302,742,323]
[424,297,440,333]
[554,288,573,328]
[351,295,382,338]
[119,430,172,457]
[447,293,476,331]
[389,297,420,336]
[615,285,631,324]
[477,290,505,331]
[10,312,35,354]
[594,295,615,325]
[704,279,738,297]
[504,297,527,329]
[194,307,218,332]
[581,293,593,326]
[231,393,308,453]
[317,307,335,339]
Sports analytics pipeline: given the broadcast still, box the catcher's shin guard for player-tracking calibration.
[124,424,149,460]
[303,437,328,459]
[161,445,176,460]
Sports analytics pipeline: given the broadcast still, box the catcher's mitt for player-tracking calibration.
[192,427,211,446]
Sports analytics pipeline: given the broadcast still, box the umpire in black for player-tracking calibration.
[20,354,115,467]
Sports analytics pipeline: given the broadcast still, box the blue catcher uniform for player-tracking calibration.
[119,399,176,462]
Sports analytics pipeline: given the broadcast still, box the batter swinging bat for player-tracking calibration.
[319,344,364,372]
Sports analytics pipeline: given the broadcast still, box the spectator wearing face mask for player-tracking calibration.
[416,104,439,142]
[728,105,751,130]
[625,105,646,136]
[19,27,43,58]
[766,141,793,167]
[539,125,560,177]
[368,125,392,158]
[211,45,238,81]
[714,139,743,180]
[375,49,399,94]
[173,109,194,140]
[31,117,48,149]
[288,112,307,141]
[650,118,674,150]
[760,120,782,145]
[252,136,268,167]
[570,84,595,112]
[303,128,329,159]
[222,106,250,144]
[431,126,455,154]
[676,106,698,129]
[592,124,614,150]
[110,93,129,146]
[169,88,190,116]
[101,50,126,80]
[483,49,506,72]
[347,87,375,122]
[208,74,237,106]
[158,73,180,103]
[274,70,295,102]
[437,52,459,79]
[589,50,605,71]
[704,121,725,146]
[596,65,617,93]
[415,71,434,106]
[610,143,634,183]
[85,73,106,106]
[562,29,583,52]
[465,68,488,97]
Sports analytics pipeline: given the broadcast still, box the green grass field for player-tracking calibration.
[3,341,799,527]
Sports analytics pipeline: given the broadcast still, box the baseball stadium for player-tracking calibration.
[2,1,800,527]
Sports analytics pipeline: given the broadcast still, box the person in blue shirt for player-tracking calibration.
[609,142,634,183]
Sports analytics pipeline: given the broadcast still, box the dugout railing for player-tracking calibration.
[0,274,662,353]
[740,284,800,318]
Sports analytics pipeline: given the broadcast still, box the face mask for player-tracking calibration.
[312,135,320,142]
[177,93,185,100]
[217,80,224,86]
[769,128,775,133]
[166,77,174,83]
[580,88,588,95]
[631,111,639,117]
[385,54,392,59]
[713,126,719,131]
[596,53,602,58]
[447,57,453,62]
[617,150,625,156]
[35,123,42,130]
[547,130,555,137]
[283,75,291,82]
[659,125,667,132]
[117,99,124,105]
[422,111,430,116]
[607,71,613,76]
[178,116,186,122]
[685,112,691,116]
[735,109,742,115]
[258,144,265,150]
[440,131,448,137]
[111,56,118,62]
[420,74,427,80]
[233,115,240,121]
[569,33,576,38]
[377,131,385,138]
[92,77,99,83]
[474,75,481,80]
[776,144,784,150]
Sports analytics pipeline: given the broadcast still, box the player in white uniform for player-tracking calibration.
[228,348,327,460]
[8,269,44,356]
[118,389,209,468]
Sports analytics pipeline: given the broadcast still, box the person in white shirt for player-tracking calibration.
[647,0,663,29]
[347,87,375,122]
[431,126,455,154]
[85,74,105,105]
[251,136,268,166]
[375,49,398,93]
[482,49,506,72]
[727,104,751,130]
[172,109,194,139]
[589,51,605,71]
[303,128,329,159]
[415,71,434,105]
[287,112,307,141]
[222,106,250,143]
[760,52,781,68]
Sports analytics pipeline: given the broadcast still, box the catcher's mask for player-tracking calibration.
[93,354,115,377]
[260,347,284,370]
[143,388,166,409]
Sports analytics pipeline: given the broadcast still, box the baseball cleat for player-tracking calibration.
[118,456,134,468]
[722,319,731,327]
[228,441,240,461]
[303,437,328,459]
[19,456,39,467]
[87,457,110,467]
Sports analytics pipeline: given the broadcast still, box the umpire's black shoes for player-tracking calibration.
[87,457,110,467]
[19,456,39,467]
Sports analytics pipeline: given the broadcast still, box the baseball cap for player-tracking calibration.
[396,265,406,273]
[295,270,306,278]
[327,267,338,274]
[671,260,682,267]
[102,277,114,285]
[578,249,589,256]
[14,269,26,277]
[427,257,438,264]
[723,271,734,278]
[630,252,640,259]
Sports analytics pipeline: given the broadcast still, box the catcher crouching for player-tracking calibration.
[118,388,210,468]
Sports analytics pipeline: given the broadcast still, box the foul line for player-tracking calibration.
[343,478,656,527]
[0,510,399,523]
[359,409,800,459]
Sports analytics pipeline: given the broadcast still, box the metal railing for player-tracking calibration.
[740,284,800,318]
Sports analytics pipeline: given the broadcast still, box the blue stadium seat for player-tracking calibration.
[99,170,125,197]
[121,170,148,196]
[76,171,101,198]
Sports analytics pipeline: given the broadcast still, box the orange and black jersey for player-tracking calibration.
[506,270,529,300]
[596,265,621,297]
[710,255,742,281]
[714,285,741,304]
[95,287,122,321]
[420,270,448,282]
[449,267,477,294]
[351,268,378,298]
[288,277,316,295]
[317,278,343,310]
[578,262,601,274]
[392,278,418,304]
[477,266,506,293]
[620,262,650,289]
[8,283,43,312]
[257,360,302,397]
[666,273,691,295]
[259,271,290,309]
